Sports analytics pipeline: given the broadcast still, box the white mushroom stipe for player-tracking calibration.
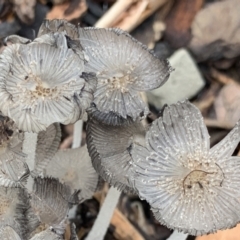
[23,132,38,191]
[72,120,83,149]
[86,187,121,240]
[69,119,84,220]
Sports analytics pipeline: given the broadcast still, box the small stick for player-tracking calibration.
[211,68,235,85]
[95,0,136,28]
[86,187,121,240]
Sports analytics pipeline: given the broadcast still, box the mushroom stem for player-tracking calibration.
[68,119,83,220]
[86,187,121,240]
[23,132,38,191]
[167,230,188,240]
[72,120,83,149]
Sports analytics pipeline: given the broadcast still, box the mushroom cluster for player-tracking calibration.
[0,18,239,239]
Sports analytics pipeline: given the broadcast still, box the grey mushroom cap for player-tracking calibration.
[45,145,100,202]
[132,100,240,235]
[32,123,61,177]
[86,114,146,192]
[30,177,71,228]
[0,32,97,132]
[0,186,38,239]
[79,27,171,123]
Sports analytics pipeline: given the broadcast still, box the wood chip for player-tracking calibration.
[111,208,144,240]
[165,0,204,48]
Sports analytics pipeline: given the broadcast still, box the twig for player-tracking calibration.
[204,118,233,129]
[23,132,38,191]
[95,0,136,28]
[167,230,188,240]
[86,187,121,240]
[211,68,236,85]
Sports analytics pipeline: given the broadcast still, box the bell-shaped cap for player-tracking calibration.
[45,145,100,202]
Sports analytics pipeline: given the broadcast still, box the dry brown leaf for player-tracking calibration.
[189,0,240,61]
[214,83,240,128]
[196,224,240,240]
[46,0,87,21]
[164,0,204,48]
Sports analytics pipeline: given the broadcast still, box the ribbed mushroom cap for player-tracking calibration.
[45,145,100,202]
[0,149,29,187]
[30,177,71,228]
[32,123,61,177]
[30,229,63,240]
[79,27,171,123]
[38,19,86,62]
[0,226,21,240]
[86,115,146,192]
[0,32,97,132]
[0,114,29,187]
[132,100,240,235]
[0,186,38,239]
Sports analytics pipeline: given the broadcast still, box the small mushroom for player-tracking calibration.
[79,27,171,123]
[132,100,240,235]
[0,32,97,132]
[32,123,61,177]
[30,177,72,233]
[45,145,100,202]
[86,114,146,192]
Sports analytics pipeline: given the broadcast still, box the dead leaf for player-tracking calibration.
[164,0,204,48]
[189,0,240,61]
[196,224,240,240]
[46,0,87,21]
[214,83,240,128]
